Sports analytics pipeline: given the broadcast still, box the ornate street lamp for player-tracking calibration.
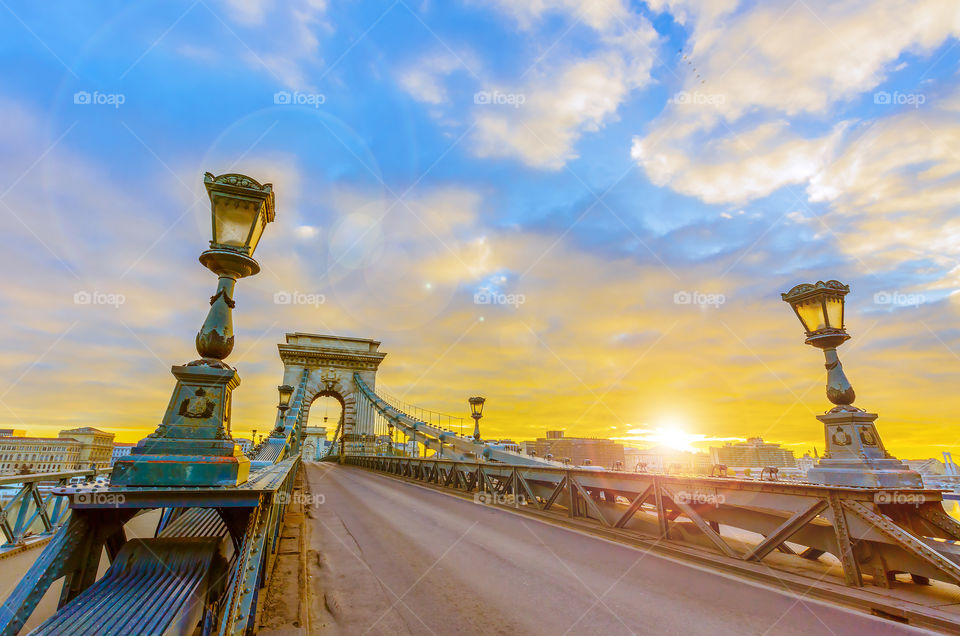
[782,280,920,488]
[271,384,294,437]
[781,280,854,406]
[112,172,275,487]
[469,396,485,442]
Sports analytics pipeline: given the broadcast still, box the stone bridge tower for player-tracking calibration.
[278,333,386,454]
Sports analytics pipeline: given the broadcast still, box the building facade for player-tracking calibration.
[59,427,115,469]
[710,437,796,469]
[0,428,116,475]
[111,443,135,465]
[533,430,625,468]
[0,436,82,474]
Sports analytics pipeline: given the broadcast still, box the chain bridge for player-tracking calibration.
[3,173,960,634]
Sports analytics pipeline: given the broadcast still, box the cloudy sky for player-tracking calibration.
[1,0,958,459]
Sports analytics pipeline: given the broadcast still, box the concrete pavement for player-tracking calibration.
[297,462,925,635]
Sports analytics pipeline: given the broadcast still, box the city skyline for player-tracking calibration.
[0,1,958,459]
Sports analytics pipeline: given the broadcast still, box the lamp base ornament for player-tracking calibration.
[111,361,250,487]
[806,409,921,488]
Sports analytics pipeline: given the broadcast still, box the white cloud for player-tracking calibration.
[397,52,474,105]
[632,119,848,203]
[211,0,330,90]
[474,54,638,169]
[464,0,657,168]
[396,0,657,168]
[807,96,960,283]
[632,0,960,203]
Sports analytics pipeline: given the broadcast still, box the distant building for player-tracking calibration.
[111,443,136,465]
[795,452,817,476]
[0,435,83,474]
[710,437,796,469]
[59,427,115,469]
[0,429,26,437]
[234,438,253,455]
[533,430,624,468]
[301,425,328,460]
[521,440,537,456]
[627,447,711,474]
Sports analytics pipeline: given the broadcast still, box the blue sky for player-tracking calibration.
[1,0,959,458]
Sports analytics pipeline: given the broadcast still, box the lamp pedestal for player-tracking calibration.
[112,362,250,486]
[807,408,921,488]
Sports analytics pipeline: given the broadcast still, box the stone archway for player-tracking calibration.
[278,333,386,455]
[300,390,343,460]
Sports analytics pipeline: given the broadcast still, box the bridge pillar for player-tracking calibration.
[278,333,387,457]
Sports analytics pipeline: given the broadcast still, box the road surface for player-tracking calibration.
[296,463,923,635]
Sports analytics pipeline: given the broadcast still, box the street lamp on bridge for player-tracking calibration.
[469,396,485,442]
[112,172,276,487]
[781,280,920,488]
[271,384,294,438]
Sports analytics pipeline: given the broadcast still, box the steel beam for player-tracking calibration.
[744,500,828,562]
[843,500,960,586]
[664,489,738,559]
[827,493,863,587]
[570,476,611,527]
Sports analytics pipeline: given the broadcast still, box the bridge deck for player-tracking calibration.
[267,463,919,635]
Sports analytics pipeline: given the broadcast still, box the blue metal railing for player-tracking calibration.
[0,467,109,551]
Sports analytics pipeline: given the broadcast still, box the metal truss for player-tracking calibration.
[1,467,110,551]
[346,454,960,593]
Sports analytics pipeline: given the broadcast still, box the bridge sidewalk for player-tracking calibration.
[258,469,310,634]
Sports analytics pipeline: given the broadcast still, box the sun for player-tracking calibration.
[649,425,700,453]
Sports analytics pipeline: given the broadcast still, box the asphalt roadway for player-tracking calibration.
[301,462,927,635]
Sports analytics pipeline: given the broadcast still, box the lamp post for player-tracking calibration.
[112,172,275,487]
[271,384,294,437]
[469,396,485,442]
[781,280,921,488]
